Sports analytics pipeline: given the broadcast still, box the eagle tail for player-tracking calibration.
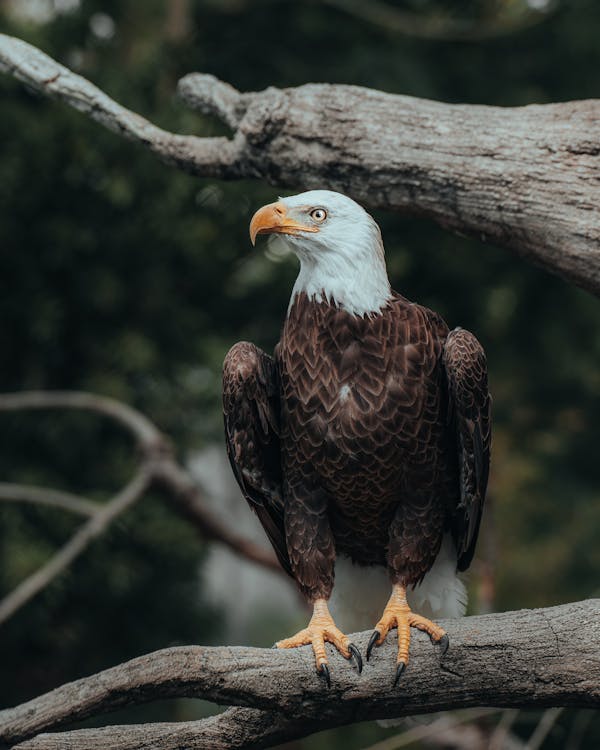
[408,535,467,620]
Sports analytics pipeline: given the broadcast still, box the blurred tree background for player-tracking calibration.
[0,0,598,747]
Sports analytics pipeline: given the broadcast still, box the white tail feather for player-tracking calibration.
[409,535,467,620]
[330,535,466,632]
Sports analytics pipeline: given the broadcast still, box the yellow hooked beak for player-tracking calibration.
[249,202,319,245]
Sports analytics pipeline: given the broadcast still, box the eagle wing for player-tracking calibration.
[443,328,492,572]
[222,341,291,576]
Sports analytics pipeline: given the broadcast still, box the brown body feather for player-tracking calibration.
[223,292,491,602]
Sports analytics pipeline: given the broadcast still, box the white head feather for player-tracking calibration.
[276,190,392,317]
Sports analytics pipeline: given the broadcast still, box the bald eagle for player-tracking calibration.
[223,190,491,686]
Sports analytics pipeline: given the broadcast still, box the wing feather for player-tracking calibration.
[222,341,291,576]
[443,328,492,572]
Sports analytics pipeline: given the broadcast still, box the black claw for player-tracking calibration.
[393,662,406,687]
[438,634,450,656]
[366,630,380,661]
[348,643,363,674]
[319,663,331,689]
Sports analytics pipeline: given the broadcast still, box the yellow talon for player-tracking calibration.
[276,598,362,682]
[366,584,448,676]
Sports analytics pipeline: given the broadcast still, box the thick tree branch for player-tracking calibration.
[1,33,599,295]
[1,600,598,749]
[0,35,243,177]
[0,390,282,624]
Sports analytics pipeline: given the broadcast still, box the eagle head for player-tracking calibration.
[249,190,391,316]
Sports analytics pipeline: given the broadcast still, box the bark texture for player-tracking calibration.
[1,34,599,295]
[1,600,598,750]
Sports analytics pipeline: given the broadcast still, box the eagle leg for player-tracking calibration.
[276,598,362,684]
[365,584,448,684]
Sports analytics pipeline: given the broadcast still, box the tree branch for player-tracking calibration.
[150,456,282,572]
[0,391,163,451]
[361,709,506,750]
[0,466,152,625]
[526,707,565,750]
[0,391,280,573]
[490,709,522,750]
[219,0,556,41]
[1,33,599,295]
[320,0,557,41]
[1,600,598,749]
[0,483,99,517]
[0,389,282,624]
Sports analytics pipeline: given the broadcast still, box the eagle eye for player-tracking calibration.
[310,208,327,223]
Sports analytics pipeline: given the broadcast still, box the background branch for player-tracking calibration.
[526,708,565,750]
[0,484,99,517]
[1,600,598,749]
[0,391,163,450]
[0,467,151,625]
[0,389,282,625]
[358,709,507,750]
[1,33,599,296]
[320,0,557,41]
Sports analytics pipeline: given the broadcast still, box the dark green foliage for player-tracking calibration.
[0,0,598,746]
